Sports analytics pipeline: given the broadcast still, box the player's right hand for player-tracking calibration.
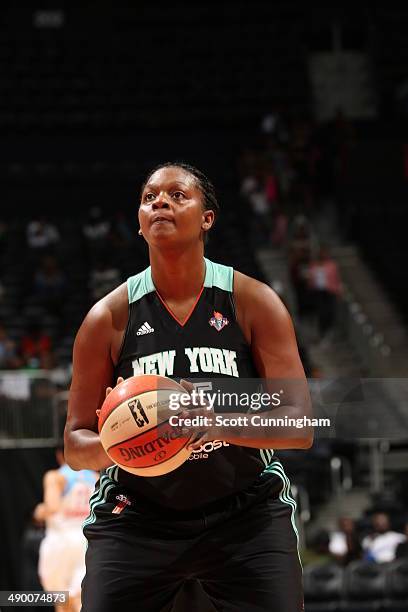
[96,377,124,418]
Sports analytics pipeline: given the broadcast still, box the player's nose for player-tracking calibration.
[152,192,170,209]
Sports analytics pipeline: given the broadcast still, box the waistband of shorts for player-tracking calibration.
[105,470,283,520]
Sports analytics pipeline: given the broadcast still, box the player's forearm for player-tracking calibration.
[64,428,113,471]
[214,405,314,449]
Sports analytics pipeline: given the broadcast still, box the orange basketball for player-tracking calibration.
[98,375,192,477]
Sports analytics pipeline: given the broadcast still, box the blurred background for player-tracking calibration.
[1,2,408,610]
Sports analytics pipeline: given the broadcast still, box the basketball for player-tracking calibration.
[98,375,192,477]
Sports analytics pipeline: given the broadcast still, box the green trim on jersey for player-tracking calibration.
[127,268,155,304]
[127,258,233,304]
[82,465,119,530]
[204,258,233,292]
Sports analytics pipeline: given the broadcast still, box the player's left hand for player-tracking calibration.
[179,379,219,451]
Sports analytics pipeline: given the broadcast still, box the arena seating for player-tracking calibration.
[303,560,408,612]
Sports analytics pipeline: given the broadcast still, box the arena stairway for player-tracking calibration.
[333,244,408,377]
[255,247,364,379]
[307,486,371,534]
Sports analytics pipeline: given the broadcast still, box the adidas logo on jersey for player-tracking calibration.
[137,322,155,336]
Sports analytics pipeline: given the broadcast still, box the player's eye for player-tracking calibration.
[172,191,185,200]
[144,192,156,202]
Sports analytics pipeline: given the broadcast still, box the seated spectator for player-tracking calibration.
[82,206,111,264]
[241,170,271,246]
[112,211,132,246]
[26,218,60,253]
[83,206,110,241]
[260,104,288,144]
[270,207,288,248]
[109,211,134,267]
[362,512,406,563]
[329,517,362,565]
[308,245,342,343]
[34,256,67,315]
[0,321,21,369]
[89,256,120,300]
[21,321,54,370]
[289,221,313,321]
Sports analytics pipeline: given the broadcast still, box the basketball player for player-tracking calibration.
[35,446,97,612]
[64,162,313,612]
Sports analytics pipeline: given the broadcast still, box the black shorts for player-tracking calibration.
[81,473,303,612]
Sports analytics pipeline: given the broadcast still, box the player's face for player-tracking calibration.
[139,167,213,248]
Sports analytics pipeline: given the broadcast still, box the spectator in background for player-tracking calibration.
[82,206,111,264]
[362,512,406,563]
[308,245,342,344]
[269,143,293,204]
[329,517,362,565]
[241,169,271,246]
[27,218,60,254]
[34,256,67,316]
[0,321,21,369]
[260,104,288,145]
[89,255,120,301]
[270,207,288,248]
[109,211,134,268]
[112,211,132,246]
[289,218,313,320]
[21,321,54,370]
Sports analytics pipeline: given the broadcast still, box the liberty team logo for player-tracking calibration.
[209,311,229,332]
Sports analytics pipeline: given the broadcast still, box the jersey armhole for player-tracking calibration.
[231,270,253,346]
[113,298,131,371]
[230,269,238,321]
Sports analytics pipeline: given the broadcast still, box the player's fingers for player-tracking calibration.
[187,429,207,443]
[188,432,208,450]
[180,379,194,393]
[96,409,101,418]
[105,386,113,397]
[116,377,124,385]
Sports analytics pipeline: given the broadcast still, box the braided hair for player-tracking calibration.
[140,161,220,225]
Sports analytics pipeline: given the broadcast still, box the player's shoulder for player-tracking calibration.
[73,282,128,350]
[234,270,283,307]
[233,270,291,326]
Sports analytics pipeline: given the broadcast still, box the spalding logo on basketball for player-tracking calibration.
[98,375,192,477]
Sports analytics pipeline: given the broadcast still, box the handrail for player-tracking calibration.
[330,455,353,495]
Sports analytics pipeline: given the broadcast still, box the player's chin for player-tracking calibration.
[148,224,177,239]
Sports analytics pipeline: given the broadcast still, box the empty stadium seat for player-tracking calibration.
[383,558,408,611]
[342,560,387,611]
[303,562,344,611]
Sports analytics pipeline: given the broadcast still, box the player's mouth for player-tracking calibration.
[151,215,174,225]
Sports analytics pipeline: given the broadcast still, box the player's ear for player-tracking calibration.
[201,210,215,232]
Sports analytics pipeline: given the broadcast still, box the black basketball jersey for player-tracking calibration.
[111,258,286,509]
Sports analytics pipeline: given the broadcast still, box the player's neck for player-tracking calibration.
[149,248,205,301]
